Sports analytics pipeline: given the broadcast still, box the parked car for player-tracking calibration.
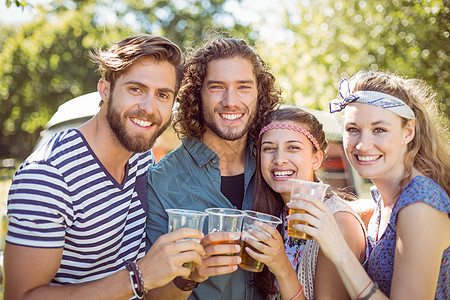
[33,92,180,162]
[33,92,100,150]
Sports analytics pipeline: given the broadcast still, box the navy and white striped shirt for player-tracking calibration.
[7,129,152,285]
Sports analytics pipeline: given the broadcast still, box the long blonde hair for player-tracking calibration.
[350,71,450,195]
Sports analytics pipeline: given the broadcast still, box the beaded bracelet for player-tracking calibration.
[125,261,148,299]
[357,281,378,300]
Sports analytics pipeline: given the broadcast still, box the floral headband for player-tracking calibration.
[259,122,321,151]
[329,79,415,120]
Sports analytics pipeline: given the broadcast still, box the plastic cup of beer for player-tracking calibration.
[205,208,246,255]
[166,209,208,271]
[238,210,282,272]
[288,179,329,239]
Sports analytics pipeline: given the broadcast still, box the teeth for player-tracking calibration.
[131,118,153,128]
[220,113,243,120]
[357,155,380,162]
[273,170,294,177]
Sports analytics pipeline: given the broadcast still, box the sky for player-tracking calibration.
[0,1,43,23]
[0,0,288,42]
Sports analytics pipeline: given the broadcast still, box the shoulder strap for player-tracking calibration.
[297,195,368,299]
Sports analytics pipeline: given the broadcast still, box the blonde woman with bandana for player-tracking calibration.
[289,71,450,299]
[242,107,366,300]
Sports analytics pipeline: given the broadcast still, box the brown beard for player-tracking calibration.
[202,108,257,141]
[106,93,171,153]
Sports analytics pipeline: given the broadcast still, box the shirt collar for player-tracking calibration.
[182,136,256,169]
[182,137,217,167]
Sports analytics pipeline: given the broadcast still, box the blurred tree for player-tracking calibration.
[0,9,103,159]
[5,0,28,9]
[112,0,254,48]
[3,0,447,161]
[257,0,449,116]
[0,0,250,160]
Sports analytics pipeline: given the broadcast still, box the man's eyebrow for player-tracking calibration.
[124,80,147,87]
[158,87,175,94]
[237,80,255,84]
[205,79,255,85]
[124,81,174,94]
[205,80,224,85]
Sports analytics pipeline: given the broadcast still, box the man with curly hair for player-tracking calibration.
[146,37,281,299]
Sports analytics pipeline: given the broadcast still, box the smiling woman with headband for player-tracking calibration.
[290,71,450,299]
[241,107,366,300]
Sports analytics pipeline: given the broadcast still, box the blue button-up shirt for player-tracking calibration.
[146,137,262,300]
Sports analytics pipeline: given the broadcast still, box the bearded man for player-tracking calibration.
[4,35,205,300]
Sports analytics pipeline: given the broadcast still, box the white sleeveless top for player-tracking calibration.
[297,194,366,300]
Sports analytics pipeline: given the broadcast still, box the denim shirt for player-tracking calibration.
[146,137,262,300]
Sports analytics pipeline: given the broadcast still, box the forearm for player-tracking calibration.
[332,246,387,300]
[11,269,134,300]
[275,266,304,300]
[3,243,138,300]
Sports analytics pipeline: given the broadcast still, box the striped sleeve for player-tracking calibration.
[6,161,73,248]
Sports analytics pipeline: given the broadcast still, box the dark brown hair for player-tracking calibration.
[173,37,281,142]
[252,107,328,297]
[90,34,184,94]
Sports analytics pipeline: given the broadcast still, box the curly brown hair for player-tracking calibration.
[350,71,450,195]
[90,34,184,95]
[252,107,328,298]
[173,37,281,143]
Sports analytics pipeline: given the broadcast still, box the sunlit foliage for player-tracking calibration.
[257,0,449,115]
[1,0,448,161]
[0,0,248,160]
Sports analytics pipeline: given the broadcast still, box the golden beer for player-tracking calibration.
[238,239,264,272]
[183,261,195,271]
[288,208,312,239]
[288,193,318,239]
[237,211,282,272]
[210,239,240,256]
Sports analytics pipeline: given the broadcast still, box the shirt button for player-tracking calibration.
[205,163,210,168]
[211,158,217,164]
